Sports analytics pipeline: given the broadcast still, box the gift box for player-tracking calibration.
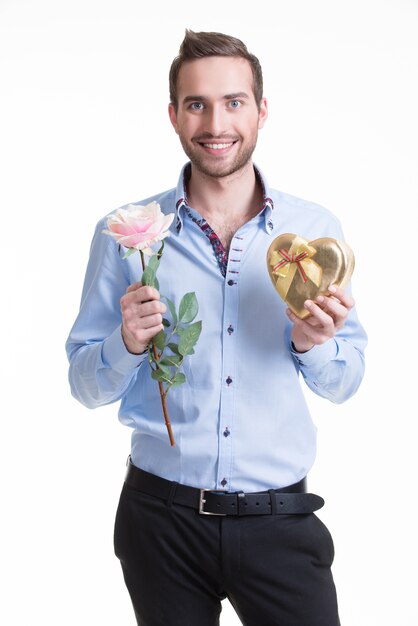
[267,233,355,319]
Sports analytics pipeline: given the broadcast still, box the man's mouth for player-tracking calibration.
[195,138,238,153]
[201,142,234,150]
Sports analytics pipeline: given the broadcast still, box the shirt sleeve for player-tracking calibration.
[65,219,148,409]
[287,211,367,404]
[289,300,367,403]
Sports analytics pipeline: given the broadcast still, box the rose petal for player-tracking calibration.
[104,202,174,250]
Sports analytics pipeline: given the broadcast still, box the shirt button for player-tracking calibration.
[227,279,235,286]
[221,478,228,487]
[223,427,231,437]
[227,325,234,335]
[226,376,233,386]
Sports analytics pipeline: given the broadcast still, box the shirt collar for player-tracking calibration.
[174,162,275,235]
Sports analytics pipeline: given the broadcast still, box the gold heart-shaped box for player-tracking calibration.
[267,233,355,319]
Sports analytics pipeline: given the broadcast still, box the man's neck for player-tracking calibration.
[187,161,260,217]
[186,161,263,251]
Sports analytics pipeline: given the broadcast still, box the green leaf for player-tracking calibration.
[150,360,172,381]
[153,330,166,352]
[141,265,156,287]
[160,354,183,368]
[123,247,137,259]
[162,318,171,328]
[141,253,161,288]
[164,297,178,326]
[156,240,165,258]
[170,372,186,388]
[178,292,199,323]
[147,254,161,273]
[178,320,202,356]
[151,368,171,383]
[148,347,160,365]
[168,342,180,355]
[156,361,172,376]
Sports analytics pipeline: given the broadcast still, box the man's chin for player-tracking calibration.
[190,155,254,179]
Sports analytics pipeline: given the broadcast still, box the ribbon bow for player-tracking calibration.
[271,236,322,300]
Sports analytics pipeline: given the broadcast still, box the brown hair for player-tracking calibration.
[169,29,263,111]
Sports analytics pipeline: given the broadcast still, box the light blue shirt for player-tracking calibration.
[66,164,367,492]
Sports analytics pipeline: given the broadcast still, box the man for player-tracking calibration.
[66,30,367,626]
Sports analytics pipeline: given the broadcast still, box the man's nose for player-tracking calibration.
[205,105,228,137]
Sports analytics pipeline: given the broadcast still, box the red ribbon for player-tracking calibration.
[273,249,309,283]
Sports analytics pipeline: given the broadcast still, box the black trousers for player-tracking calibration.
[114,481,340,626]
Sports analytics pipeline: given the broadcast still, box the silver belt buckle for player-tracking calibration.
[199,489,227,515]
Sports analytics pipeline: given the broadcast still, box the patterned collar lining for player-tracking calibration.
[175,164,274,277]
[183,206,229,277]
[179,163,273,210]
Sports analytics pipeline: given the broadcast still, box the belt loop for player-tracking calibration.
[124,455,132,481]
[166,481,179,508]
[237,491,246,516]
[268,489,277,515]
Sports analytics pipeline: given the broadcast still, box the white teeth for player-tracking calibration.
[202,143,233,149]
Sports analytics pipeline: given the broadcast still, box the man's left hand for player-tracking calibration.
[286,285,355,353]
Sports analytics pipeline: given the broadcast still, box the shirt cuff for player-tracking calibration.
[102,325,148,374]
[290,338,338,369]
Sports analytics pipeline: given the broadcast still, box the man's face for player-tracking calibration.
[168,56,267,178]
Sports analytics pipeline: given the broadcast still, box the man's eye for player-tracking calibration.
[190,102,204,110]
[229,100,241,108]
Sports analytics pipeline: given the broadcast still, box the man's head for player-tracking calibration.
[169,30,264,113]
[168,30,267,179]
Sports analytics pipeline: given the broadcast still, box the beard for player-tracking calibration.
[178,134,258,179]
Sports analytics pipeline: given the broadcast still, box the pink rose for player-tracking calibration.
[103,201,174,255]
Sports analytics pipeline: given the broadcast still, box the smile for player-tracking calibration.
[202,142,234,150]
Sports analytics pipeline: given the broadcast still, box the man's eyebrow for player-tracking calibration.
[223,92,250,100]
[182,92,250,104]
[182,95,207,104]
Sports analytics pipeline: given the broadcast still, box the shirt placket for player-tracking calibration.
[216,233,246,491]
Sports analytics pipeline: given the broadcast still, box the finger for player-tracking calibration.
[315,294,348,321]
[121,300,166,329]
[140,312,165,330]
[286,308,298,324]
[327,285,355,310]
[122,305,165,335]
[123,284,161,302]
[303,300,334,327]
[125,281,142,293]
[300,313,323,328]
[137,300,167,317]
[287,309,329,349]
[125,283,160,299]
[287,308,323,330]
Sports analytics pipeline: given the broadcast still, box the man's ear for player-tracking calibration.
[258,97,268,129]
[168,103,179,134]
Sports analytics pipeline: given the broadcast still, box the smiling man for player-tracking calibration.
[167,54,267,254]
[66,30,367,626]
[169,55,266,180]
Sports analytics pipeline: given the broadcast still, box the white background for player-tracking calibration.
[1,0,417,624]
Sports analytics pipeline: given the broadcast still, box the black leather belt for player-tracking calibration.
[124,460,324,516]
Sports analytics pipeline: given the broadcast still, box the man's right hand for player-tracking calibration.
[120,283,167,355]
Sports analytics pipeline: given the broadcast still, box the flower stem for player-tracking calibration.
[140,250,175,447]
